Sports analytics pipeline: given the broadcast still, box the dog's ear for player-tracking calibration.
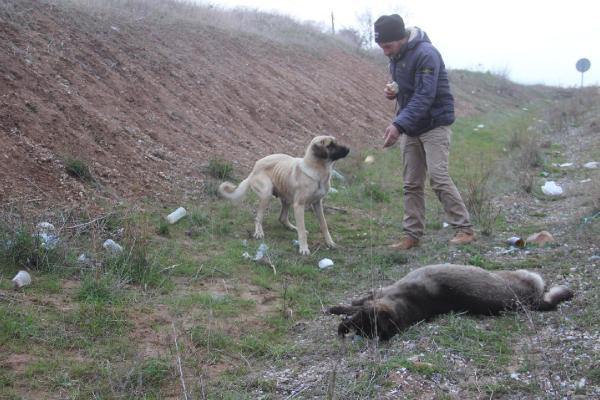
[374,309,400,341]
[320,137,335,147]
[311,141,329,159]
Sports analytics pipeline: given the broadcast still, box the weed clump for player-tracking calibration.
[65,158,94,182]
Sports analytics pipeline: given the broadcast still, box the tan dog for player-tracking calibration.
[218,135,350,255]
[329,264,573,341]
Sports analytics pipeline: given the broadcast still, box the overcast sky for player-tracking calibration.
[198,0,598,87]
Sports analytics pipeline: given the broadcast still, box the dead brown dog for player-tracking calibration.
[329,264,573,341]
[218,135,349,255]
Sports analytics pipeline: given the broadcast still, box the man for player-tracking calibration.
[374,14,475,249]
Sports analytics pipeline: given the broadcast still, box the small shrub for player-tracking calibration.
[77,274,116,304]
[190,211,210,226]
[517,138,544,169]
[207,159,234,180]
[507,128,525,150]
[105,247,160,288]
[189,325,235,353]
[363,181,390,203]
[203,179,221,198]
[468,254,486,267]
[463,171,501,236]
[139,358,173,388]
[0,227,63,273]
[156,219,170,236]
[65,158,93,182]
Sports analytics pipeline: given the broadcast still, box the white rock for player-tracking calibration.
[559,162,573,167]
[583,161,599,169]
[364,155,375,164]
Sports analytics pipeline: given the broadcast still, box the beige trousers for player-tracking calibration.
[400,125,472,239]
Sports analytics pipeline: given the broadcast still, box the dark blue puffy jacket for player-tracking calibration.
[389,27,455,137]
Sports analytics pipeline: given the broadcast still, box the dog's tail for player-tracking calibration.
[536,285,574,311]
[218,178,251,203]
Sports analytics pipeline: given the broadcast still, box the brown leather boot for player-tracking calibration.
[389,236,419,250]
[450,230,476,245]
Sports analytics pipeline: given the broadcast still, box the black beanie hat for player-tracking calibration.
[374,14,406,43]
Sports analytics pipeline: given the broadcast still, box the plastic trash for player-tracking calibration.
[36,222,55,231]
[38,232,59,249]
[506,237,525,248]
[103,239,123,255]
[12,270,32,288]
[35,222,59,249]
[541,181,563,196]
[583,161,599,169]
[318,258,334,269]
[165,207,187,224]
[331,169,345,182]
[254,243,268,261]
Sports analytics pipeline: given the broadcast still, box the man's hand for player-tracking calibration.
[384,81,398,100]
[383,124,401,148]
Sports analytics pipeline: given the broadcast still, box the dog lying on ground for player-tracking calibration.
[329,264,573,341]
[218,135,349,255]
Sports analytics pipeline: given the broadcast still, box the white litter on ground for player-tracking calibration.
[318,258,334,269]
[541,181,563,196]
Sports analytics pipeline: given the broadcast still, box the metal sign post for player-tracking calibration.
[576,58,591,87]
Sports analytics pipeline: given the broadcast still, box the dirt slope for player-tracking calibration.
[0,0,531,208]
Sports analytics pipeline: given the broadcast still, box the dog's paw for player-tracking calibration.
[253,231,265,239]
[299,246,311,256]
[326,240,337,249]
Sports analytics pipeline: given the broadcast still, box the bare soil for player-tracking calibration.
[0,0,535,210]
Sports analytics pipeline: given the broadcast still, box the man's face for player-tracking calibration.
[378,40,404,57]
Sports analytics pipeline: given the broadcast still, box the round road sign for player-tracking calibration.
[576,58,591,73]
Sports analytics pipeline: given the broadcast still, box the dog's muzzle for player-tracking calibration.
[331,146,350,161]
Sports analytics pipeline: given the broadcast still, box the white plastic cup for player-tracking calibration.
[166,207,187,224]
[12,270,32,288]
[318,258,334,269]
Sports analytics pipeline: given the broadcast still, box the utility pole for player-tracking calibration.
[331,12,335,35]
